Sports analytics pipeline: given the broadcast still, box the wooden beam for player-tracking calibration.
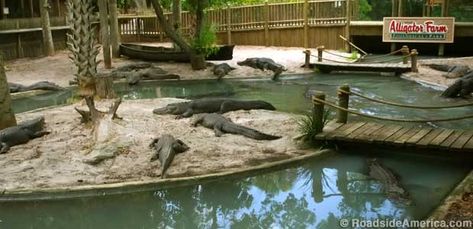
[98,0,112,69]
[40,0,55,56]
[109,0,120,58]
[398,0,403,17]
[28,0,34,17]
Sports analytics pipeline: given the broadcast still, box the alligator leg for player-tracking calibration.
[213,125,224,137]
[173,139,190,153]
[176,109,194,119]
[191,115,204,127]
[31,131,50,138]
[0,143,10,154]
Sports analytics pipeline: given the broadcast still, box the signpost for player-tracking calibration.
[383,17,455,43]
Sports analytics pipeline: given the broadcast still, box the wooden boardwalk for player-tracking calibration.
[315,121,473,153]
[313,62,412,75]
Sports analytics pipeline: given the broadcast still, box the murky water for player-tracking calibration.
[5,73,472,228]
[0,151,469,229]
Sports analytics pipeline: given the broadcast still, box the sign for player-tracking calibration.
[383,17,455,43]
[3,7,9,15]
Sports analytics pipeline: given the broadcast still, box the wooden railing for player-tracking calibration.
[0,17,67,31]
[118,0,356,38]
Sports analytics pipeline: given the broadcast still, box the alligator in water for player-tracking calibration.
[9,81,64,93]
[237,57,286,80]
[0,117,50,154]
[367,158,411,205]
[212,63,236,80]
[442,72,473,98]
[153,98,276,119]
[191,113,281,140]
[149,134,189,178]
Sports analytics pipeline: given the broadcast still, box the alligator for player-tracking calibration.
[153,98,276,118]
[0,117,50,154]
[367,158,411,205]
[9,81,64,93]
[149,134,189,178]
[212,63,236,80]
[441,72,473,98]
[109,63,180,85]
[191,113,281,140]
[237,57,286,80]
[426,64,471,79]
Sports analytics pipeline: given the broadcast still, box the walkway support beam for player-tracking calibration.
[317,46,324,62]
[337,85,350,123]
[312,92,326,134]
[411,49,418,72]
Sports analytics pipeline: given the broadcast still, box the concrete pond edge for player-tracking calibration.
[0,149,334,202]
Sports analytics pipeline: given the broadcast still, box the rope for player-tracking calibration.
[339,89,473,109]
[358,49,403,62]
[313,97,473,122]
[310,55,357,64]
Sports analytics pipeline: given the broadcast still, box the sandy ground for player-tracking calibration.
[2,44,472,194]
[0,98,307,191]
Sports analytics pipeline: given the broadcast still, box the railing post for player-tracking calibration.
[312,92,326,134]
[317,46,324,62]
[401,45,409,64]
[264,1,269,46]
[226,6,232,44]
[304,49,311,68]
[337,84,350,123]
[345,0,351,52]
[303,0,309,48]
[411,49,418,72]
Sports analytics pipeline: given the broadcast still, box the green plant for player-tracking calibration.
[347,50,359,61]
[296,109,331,144]
[191,24,219,57]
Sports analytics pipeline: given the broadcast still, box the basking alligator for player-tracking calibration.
[442,72,473,98]
[0,117,50,154]
[9,81,64,93]
[153,98,276,118]
[191,113,281,140]
[237,57,286,80]
[367,158,411,205]
[212,63,236,80]
[149,134,190,178]
[426,64,471,79]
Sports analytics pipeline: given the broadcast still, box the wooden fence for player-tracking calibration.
[119,0,358,49]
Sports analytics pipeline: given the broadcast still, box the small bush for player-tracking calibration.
[297,109,331,144]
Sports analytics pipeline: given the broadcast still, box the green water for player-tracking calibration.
[0,151,469,229]
[5,73,472,228]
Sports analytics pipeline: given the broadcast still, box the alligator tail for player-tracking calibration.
[222,123,281,140]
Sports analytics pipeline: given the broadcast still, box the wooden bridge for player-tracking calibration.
[316,121,473,153]
[310,85,473,154]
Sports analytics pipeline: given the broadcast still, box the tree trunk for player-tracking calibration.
[109,0,120,58]
[96,74,116,99]
[0,56,17,130]
[40,0,55,56]
[150,1,191,53]
[172,0,181,50]
[98,0,112,69]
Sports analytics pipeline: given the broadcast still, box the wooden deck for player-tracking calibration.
[315,121,473,153]
[312,62,411,75]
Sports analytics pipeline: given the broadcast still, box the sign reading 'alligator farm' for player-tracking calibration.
[383,17,455,43]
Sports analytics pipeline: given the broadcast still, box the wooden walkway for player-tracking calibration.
[315,121,473,153]
[312,62,412,75]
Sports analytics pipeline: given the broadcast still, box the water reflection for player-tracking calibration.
[0,151,469,229]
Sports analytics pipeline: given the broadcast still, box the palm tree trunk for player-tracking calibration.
[0,56,17,130]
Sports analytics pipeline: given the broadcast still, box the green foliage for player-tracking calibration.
[358,0,372,20]
[347,50,359,61]
[296,109,330,144]
[191,24,219,57]
[117,0,131,9]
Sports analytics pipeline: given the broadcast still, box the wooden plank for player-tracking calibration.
[356,123,385,142]
[440,130,464,148]
[393,128,421,145]
[406,128,432,145]
[315,122,345,140]
[343,122,377,141]
[450,131,473,149]
[333,122,367,140]
[417,129,444,147]
[463,134,473,150]
[429,129,455,146]
[385,126,413,143]
[372,125,403,143]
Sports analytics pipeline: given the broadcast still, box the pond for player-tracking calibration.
[5,73,472,228]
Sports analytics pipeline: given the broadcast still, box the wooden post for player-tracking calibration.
[345,0,351,52]
[40,0,55,56]
[226,6,232,44]
[264,1,269,47]
[398,0,403,16]
[337,85,350,124]
[20,0,25,17]
[55,0,61,16]
[317,46,324,62]
[109,0,120,58]
[16,34,24,58]
[0,55,17,130]
[312,92,326,134]
[401,45,409,64]
[390,43,396,53]
[304,50,311,68]
[391,0,397,16]
[303,0,309,48]
[98,0,112,69]
[172,0,181,49]
[0,0,5,19]
[411,49,418,72]
[28,0,33,17]
[439,0,447,56]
